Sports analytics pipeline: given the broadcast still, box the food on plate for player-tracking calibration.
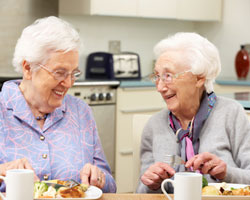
[34,182,49,198]
[34,180,89,198]
[202,176,208,188]
[202,185,220,195]
[57,186,85,198]
[202,182,250,196]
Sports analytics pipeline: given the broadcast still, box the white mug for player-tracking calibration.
[0,169,34,200]
[161,172,202,200]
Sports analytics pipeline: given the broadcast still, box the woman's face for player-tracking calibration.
[154,51,204,115]
[29,50,79,112]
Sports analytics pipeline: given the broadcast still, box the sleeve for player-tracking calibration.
[92,124,116,193]
[136,119,161,193]
[0,103,6,192]
[222,101,250,184]
[80,101,116,193]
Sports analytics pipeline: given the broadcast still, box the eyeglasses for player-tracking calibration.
[150,70,191,84]
[38,64,82,81]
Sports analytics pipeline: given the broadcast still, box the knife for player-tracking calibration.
[164,154,185,167]
[42,179,80,190]
[42,181,66,190]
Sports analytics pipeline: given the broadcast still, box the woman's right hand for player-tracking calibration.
[141,162,175,190]
[0,158,40,182]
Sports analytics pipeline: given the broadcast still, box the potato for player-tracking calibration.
[202,186,220,195]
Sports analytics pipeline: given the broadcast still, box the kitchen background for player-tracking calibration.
[1,0,250,79]
[2,0,250,193]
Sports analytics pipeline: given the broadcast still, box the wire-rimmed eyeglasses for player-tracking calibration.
[38,64,82,82]
[150,70,191,84]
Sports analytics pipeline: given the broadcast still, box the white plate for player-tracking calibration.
[202,183,250,199]
[35,185,103,200]
[209,183,248,190]
[83,185,102,199]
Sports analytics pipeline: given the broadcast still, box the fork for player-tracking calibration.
[164,154,185,167]
[43,179,80,189]
[64,179,81,188]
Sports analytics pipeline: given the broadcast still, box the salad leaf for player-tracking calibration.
[202,176,208,188]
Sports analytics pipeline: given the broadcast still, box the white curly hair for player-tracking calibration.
[154,32,221,93]
[12,16,82,73]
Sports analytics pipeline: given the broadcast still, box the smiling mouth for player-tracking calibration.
[54,90,64,96]
[165,94,175,99]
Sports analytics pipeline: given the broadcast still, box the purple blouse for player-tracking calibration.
[0,80,116,193]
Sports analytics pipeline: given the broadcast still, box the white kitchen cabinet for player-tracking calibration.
[137,0,176,19]
[177,0,222,21]
[59,0,137,17]
[115,87,165,193]
[59,0,222,21]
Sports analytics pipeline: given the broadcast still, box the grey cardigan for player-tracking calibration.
[136,96,250,193]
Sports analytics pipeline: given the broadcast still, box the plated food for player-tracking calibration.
[34,180,89,199]
[202,182,250,196]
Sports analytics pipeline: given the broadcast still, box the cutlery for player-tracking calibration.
[65,179,81,188]
[42,179,80,190]
[42,181,65,190]
[164,154,185,167]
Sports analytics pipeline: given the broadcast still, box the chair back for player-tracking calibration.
[132,114,151,192]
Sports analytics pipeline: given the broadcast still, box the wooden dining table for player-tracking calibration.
[99,193,249,200]
[0,193,248,200]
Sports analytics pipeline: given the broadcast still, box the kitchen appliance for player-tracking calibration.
[0,77,22,91]
[67,80,120,178]
[85,52,141,80]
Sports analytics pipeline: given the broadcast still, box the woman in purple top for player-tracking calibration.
[0,16,116,193]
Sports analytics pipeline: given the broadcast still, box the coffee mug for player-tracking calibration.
[161,172,202,200]
[0,169,34,200]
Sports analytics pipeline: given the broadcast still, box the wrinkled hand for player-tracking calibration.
[80,163,105,189]
[0,158,40,182]
[141,162,175,190]
[185,152,227,180]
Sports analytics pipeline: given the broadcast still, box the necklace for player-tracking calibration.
[36,114,47,120]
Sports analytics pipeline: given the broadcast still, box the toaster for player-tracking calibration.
[85,52,141,80]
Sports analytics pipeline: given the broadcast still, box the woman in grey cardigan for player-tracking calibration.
[137,32,250,193]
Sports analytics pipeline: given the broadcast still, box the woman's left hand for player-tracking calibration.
[80,163,105,189]
[185,152,227,180]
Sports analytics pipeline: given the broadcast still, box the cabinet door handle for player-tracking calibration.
[120,106,164,113]
[120,149,133,155]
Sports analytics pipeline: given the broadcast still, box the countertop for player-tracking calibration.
[119,79,155,88]
[119,80,250,109]
[74,78,156,88]
[73,79,250,109]
[218,92,250,110]
[120,77,250,87]
[215,77,250,86]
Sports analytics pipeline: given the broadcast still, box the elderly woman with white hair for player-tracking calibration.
[137,32,250,193]
[0,16,116,193]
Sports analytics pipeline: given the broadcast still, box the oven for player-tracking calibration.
[67,80,120,178]
[0,77,22,91]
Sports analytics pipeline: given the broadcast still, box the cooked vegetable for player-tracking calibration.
[42,186,57,198]
[34,182,49,198]
[202,176,208,188]
[80,184,89,192]
[34,179,89,198]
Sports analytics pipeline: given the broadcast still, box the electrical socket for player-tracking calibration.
[109,40,121,54]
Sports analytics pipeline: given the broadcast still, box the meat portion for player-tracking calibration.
[57,186,85,198]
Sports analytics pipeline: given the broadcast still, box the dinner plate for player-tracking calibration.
[34,185,103,200]
[208,183,248,190]
[202,183,250,199]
